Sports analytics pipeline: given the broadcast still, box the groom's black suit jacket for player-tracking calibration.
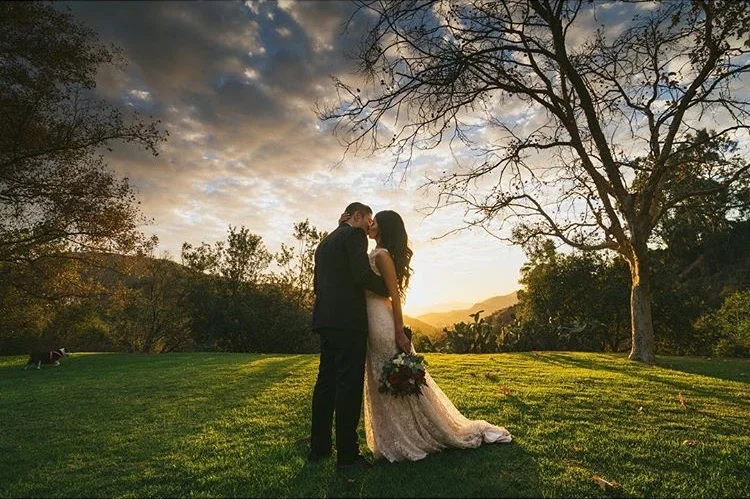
[312,222,388,333]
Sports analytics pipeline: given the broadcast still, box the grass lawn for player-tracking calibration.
[0,351,748,498]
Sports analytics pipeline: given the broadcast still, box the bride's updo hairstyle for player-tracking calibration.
[374,210,413,299]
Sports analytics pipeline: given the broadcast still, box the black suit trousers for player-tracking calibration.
[310,327,367,463]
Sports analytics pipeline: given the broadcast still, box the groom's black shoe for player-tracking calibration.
[336,455,372,471]
[307,449,332,463]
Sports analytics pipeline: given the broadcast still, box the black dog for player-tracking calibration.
[25,348,68,370]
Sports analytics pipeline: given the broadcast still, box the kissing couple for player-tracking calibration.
[308,202,512,470]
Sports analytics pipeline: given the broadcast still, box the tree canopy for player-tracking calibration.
[319,0,750,363]
[0,2,166,275]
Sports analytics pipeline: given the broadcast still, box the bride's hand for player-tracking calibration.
[395,326,411,353]
[338,212,351,224]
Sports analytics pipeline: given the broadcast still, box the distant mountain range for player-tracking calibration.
[413,291,519,330]
[406,300,474,317]
[402,315,441,336]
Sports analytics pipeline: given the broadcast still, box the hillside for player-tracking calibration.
[403,315,440,337]
[417,291,519,329]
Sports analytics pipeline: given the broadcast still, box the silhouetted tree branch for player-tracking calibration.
[318,0,750,364]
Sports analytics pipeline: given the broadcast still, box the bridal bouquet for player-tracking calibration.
[378,349,428,398]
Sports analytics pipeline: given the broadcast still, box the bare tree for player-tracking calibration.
[318,0,750,364]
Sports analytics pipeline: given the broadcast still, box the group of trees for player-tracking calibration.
[0,222,325,355]
[412,127,749,357]
[0,2,322,356]
[3,1,750,362]
[416,132,750,357]
[416,214,750,358]
[180,222,325,353]
[4,205,747,357]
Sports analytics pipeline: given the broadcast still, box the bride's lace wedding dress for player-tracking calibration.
[363,248,512,462]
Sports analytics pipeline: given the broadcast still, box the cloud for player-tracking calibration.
[57,0,530,311]
[63,1,362,218]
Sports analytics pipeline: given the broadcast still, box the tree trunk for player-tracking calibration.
[628,250,656,364]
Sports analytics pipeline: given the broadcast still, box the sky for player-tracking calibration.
[59,0,746,317]
[60,0,531,316]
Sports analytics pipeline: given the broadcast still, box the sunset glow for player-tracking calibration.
[58,0,721,316]
[57,0,534,315]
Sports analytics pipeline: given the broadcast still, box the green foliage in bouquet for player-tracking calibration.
[378,350,428,397]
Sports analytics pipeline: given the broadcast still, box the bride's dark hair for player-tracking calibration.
[374,210,413,299]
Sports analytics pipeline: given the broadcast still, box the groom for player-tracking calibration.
[309,202,388,469]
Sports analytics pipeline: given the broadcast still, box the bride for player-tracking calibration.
[360,210,512,462]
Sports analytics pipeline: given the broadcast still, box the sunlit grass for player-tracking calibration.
[0,352,747,498]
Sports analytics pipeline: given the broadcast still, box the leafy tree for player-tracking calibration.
[222,226,272,287]
[651,219,750,355]
[44,297,114,353]
[181,226,271,350]
[181,225,272,287]
[178,241,221,275]
[320,0,750,364]
[0,2,166,294]
[514,240,630,352]
[275,220,327,308]
[111,241,192,353]
[701,290,750,357]
[645,131,750,256]
[181,224,316,353]
[0,275,52,354]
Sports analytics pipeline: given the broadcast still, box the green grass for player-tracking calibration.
[0,352,748,498]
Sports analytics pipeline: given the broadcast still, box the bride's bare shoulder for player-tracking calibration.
[374,248,394,266]
[373,247,391,257]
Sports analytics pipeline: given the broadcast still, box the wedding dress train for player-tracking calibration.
[363,248,512,462]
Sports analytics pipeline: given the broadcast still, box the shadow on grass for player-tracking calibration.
[288,440,541,498]
[528,352,748,427]
[530,351,746,395]
[517,350,748,385]
[142,353,542,498]
[656,355,750,383]
[0,353,316,498]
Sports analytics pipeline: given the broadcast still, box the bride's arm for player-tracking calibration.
[343,228,388,297]
[375,251,411,352]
